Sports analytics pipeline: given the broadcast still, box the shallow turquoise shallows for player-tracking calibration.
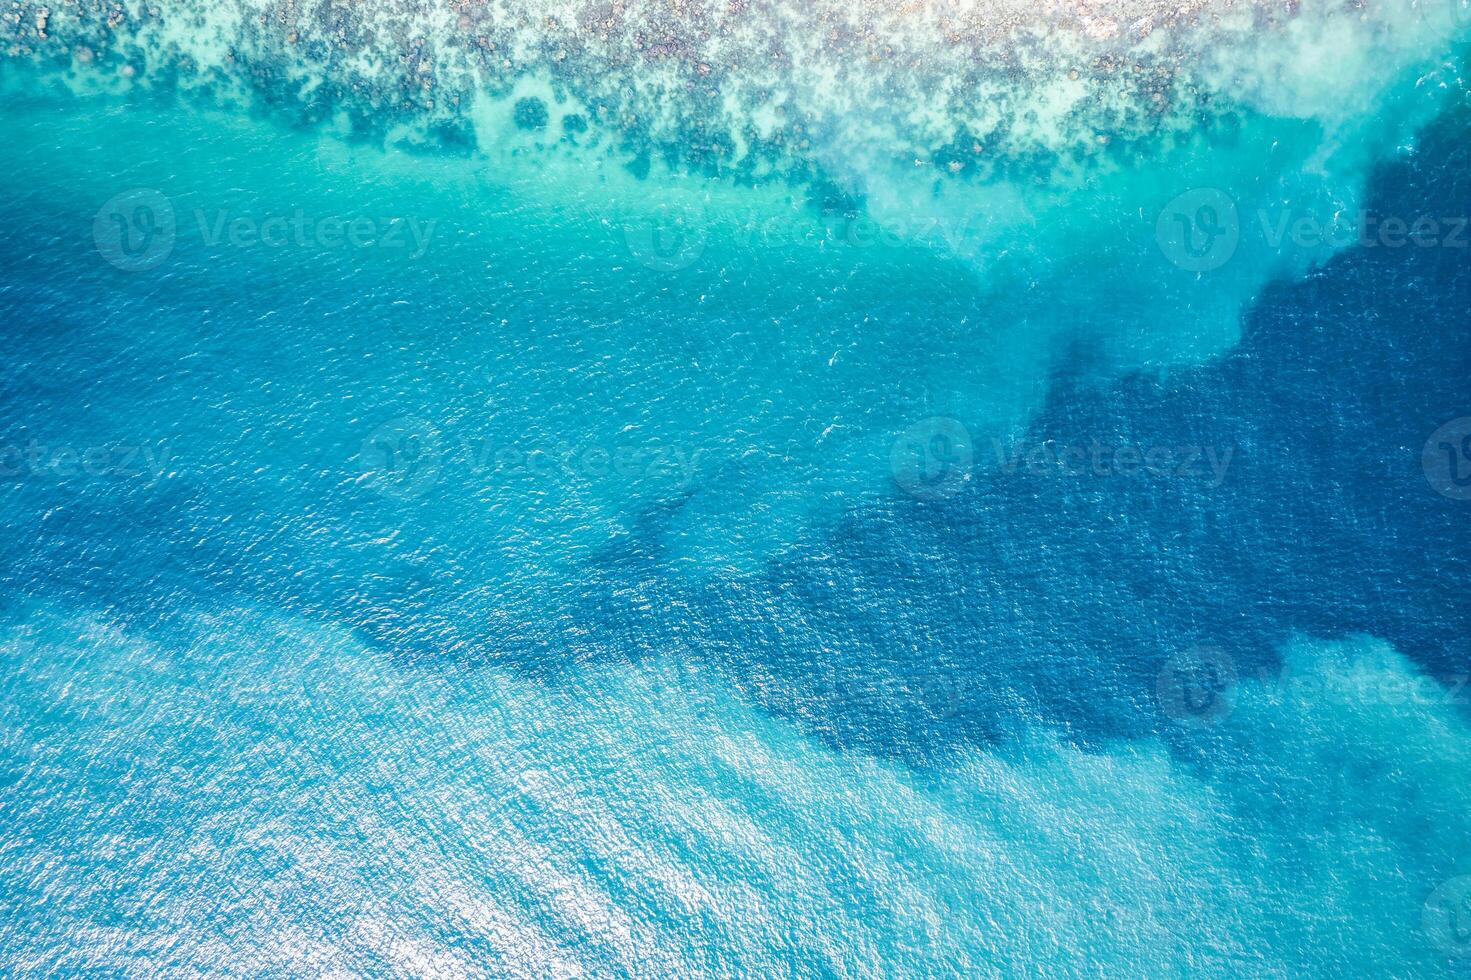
[4,3,1471,976]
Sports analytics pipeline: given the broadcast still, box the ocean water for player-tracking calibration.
[2,0,1471,975]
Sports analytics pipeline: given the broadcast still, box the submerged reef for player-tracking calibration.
[1,1,1461,183]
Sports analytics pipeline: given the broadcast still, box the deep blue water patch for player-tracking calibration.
[0,88,1468,773]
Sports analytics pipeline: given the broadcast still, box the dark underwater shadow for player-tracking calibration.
[1,85,1468,772]
[505,85,1471,765]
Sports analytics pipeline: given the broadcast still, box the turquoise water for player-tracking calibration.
[4,1,1471,975]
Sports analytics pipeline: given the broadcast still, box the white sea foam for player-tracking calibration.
[8,1,1465,319]
[10,1,1465,338]
[20,0,1455,402]
[8,0,1464,179]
